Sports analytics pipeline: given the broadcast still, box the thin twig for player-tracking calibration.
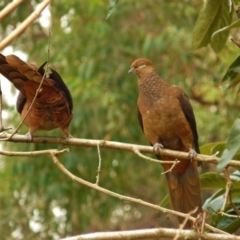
[193,211,207,239]
[0,0,24,21]
[222,168,240,215]
[3,30,51,140]
[46,28,51,71]
[50,153,229,236]
[0,127,11,133]
[161,159,179,175]
[4,71,47,140]
[0,148,68,157]
[0,0,52,50]
[199,211,207,237]
[96,143,102,185]
[221,168,233,212]
[231,38,240,48]
[229,195,240,216]
[173,207,198,240]
[219,211,240,219]
[1,133,240,168]
[132,147,178,164]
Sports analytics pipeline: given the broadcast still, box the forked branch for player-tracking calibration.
[50,152,228,236]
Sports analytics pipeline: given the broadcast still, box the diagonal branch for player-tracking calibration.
[173,207,199,240]
[0,0,52,50]
[50,152,229,236]
[221,168,233,213]
[0,137,236,237]
[221,168,240,216]
[0,0,24,21]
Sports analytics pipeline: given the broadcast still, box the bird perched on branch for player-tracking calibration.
[0,53,73,140]
[129,58,202,228]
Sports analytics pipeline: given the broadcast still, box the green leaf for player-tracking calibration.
[222,56,240,88]
[205,194,224,212]
[160,171,240,208]
[217,119,240,172]
[231,170,240,180]
[211,206,240,233]
[192,0,233,52]
[204,189,240,210]
[218,216,240,233]
[201,172,240,189]
[200,172,226,189]
[210,0,233,53]
[202,189,225,210]
[200,141,225,155]
[159,194,170,208]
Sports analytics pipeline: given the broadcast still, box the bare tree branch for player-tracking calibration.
[221,168,233,213]
[221,168,240,216]
[0,148,68,157]
[194,211,208,237]
[0,133,239,167]
[0,135,236,238]
[0,0,52,50]
[95,144,102,185]
[133,146,178,164]
[58,227,238,240]
[50,152,228,235]
[173,207,198,240]
[0,0,24,21]
[219,211,240,219]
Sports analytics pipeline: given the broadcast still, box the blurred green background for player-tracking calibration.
[0,1,239,239]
